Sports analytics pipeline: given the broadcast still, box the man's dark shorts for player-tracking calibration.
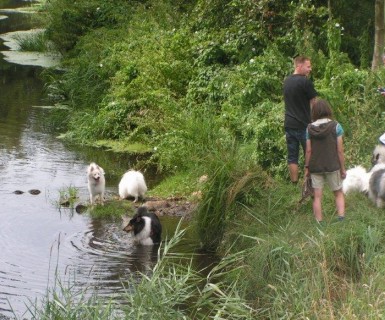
[285,127,306,164]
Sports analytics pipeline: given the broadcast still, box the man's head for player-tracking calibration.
[294,56,312,77]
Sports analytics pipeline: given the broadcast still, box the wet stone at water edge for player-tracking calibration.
[28,189,41,195]
[75,204,87,214]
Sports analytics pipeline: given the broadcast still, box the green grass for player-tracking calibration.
[94,139,152,154]
[148,170,201,199]
[14,30,51,52]
[58,185,79,208]
[88,199,135,220]
[217,180,385,319]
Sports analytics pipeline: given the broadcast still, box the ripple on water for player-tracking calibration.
[0,212,160,318]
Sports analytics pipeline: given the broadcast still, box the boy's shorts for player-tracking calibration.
[311,170,342,191]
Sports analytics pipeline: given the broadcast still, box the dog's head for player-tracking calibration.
[372,145,385,166]
[123,207,148,234]
[88,163,104,181]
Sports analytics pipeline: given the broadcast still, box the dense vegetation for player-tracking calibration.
[28,0,385,318]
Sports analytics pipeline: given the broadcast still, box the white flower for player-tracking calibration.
[252,47,256,52]
[335,23,340,28]
[153,147,158,151]
[249,59,255,64]
[99,63,103,67]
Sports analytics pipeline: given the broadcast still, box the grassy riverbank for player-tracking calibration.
[21,0,385,318]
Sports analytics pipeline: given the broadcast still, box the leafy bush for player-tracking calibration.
[44,0,137,52]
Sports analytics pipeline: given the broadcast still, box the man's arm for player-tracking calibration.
[310,97,317,108]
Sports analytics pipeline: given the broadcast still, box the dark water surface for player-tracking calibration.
[0,2,200,319]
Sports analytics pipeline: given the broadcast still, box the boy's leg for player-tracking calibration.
[334,189,345,217]
[327,171,345,218]
[313,188,323,222]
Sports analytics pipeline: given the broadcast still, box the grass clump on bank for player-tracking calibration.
[14,30,52,52]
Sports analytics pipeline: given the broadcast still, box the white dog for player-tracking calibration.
[342,166,371,195]
[118,170,147,202]
[87,162,105,205]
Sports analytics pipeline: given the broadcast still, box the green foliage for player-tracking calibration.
[44,0,383,179]
[57,185,79,209]
[149,171,199,199]
[14,30,51,52]
[28,279,115,319]
[194,142,270,252]
[328,0,374,66]
[89,200,134,220]
[43,0,138,52]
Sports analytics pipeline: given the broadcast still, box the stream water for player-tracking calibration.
[0,2,201,319]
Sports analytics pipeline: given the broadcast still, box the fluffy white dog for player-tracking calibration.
[87,162,105,205]
[342,166,371,195]
[118,170,147,202]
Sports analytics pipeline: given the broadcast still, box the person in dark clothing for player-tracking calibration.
[283,55,317,183]
[304,99,346,224]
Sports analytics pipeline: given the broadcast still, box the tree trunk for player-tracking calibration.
[372,0,385,70]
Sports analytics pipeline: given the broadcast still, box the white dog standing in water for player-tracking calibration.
[119,170,147,202]
[87,162,105,205]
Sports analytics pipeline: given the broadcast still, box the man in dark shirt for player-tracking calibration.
[283,55,317,183]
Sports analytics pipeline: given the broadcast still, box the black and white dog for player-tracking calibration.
[123,206,162,245]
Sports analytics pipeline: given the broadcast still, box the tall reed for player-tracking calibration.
[194,141,270,252]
